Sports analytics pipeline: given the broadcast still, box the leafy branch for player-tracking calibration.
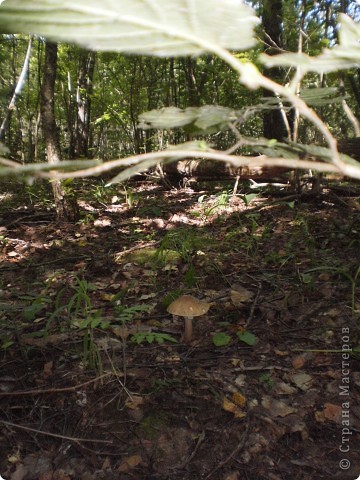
[0,0,359,180]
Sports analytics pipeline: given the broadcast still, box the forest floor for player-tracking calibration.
[0,177,359,480]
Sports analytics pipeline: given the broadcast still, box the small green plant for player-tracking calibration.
[131,332,177,345]
[77,212,95,225]
[0,235,9,246]
[239,192,258,207]
[158,228,209,266]
[304,264,360,313]
[162,289,184,309]
[25,181,53,207]
[67,277,97,322]
[212,332,231,347]
[120,183,140,207]
[90,180,117,206]
[113,303,175,345]
[114,304,152,326]
[197,189,232,217]
[259,372,275,389]
[21,294,52,321]
[78,312,107,371]
[211,328,256,347]
[183,265,198,288]
[237,330,257,346]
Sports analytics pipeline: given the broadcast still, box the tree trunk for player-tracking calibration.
[41,41,78,221]
[262,0,287,141]
[0,36,33,143]
[75,50,96,157]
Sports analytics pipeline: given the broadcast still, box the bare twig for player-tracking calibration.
[0,420,113,444]
[0,372,114,396]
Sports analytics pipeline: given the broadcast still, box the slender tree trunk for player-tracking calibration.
[75,50,96,157]
[184,58,201,106]
[41,41,78,221]
[262,0,287,141]
[0,36,33,143]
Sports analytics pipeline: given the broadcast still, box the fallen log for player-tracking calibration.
[162,137,360,181]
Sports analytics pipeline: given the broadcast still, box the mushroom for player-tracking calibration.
[167,295,210,343]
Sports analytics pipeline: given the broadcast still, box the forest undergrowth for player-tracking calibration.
[0,177,359,480]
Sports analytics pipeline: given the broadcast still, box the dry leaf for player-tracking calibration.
[43,361,53,380]
[125,396,145,410]
[222,397,246,419]
[274,381,297,395]
[101,457,111,470]
[261,396,296,417]
[118,455,142,473]
[322,403,342,422]
[292,353,310,369]
[111,326,129,339]
[230,285,253,306]
[274,348,289,357]
[291,373,313,391]
[232,392,246,407]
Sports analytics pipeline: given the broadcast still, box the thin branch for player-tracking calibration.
[39,149,358,181]
[1,420,113,444]
[0,372,113,396]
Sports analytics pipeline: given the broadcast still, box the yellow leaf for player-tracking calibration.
[232,392,246,407]
[100,293,113,301]
[222,397,246,419]
[125,395,145,410]
[118,455,143,472]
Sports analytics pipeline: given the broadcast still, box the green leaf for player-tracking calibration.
[299,88,345,106]
[138,105,237,133]
[240,193,258,206]
[131,332,177,345]
[0,0,259,57]
[236,330,256,346]
[212,332,231,347]
[261,14,360,73]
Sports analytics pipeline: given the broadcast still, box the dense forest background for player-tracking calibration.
[0,0,359,166]
[0,2,360,479]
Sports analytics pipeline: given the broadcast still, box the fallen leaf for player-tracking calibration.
[125,396,145,410]
[232,392,246,407]
[291,373,313,391]
[315,403,341,423]
[222,397,246,419]
[292,353,311,369]
[261,396,296,417]
[43,361,53,380]
[230,285,253,306]
[274,381,297,395]
[274,348,289,357]
[118,455,143,473]
[101,457,111,470]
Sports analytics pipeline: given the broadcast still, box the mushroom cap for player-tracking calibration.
[167,295,210,317]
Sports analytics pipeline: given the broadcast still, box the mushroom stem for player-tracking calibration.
[183,316,193,343]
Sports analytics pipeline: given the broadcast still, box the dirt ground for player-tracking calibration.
[0,178,359,480]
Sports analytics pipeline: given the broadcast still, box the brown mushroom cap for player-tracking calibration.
[167,295,210,317]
